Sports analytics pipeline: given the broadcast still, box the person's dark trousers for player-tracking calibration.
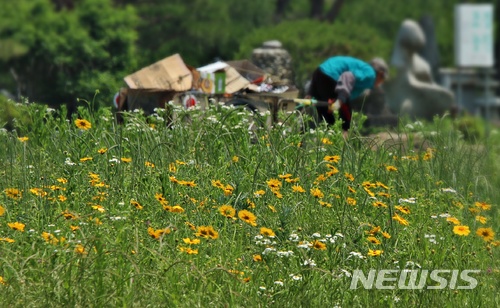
[306,67,351,130]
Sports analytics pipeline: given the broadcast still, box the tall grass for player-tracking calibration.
[0,100,499,307]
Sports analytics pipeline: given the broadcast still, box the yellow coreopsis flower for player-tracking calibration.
[219,205,236,218]
[323,155,340,163]
[475,201,491,210]
[18,136,29,142]
[4,188,23,200]
[238,209,257,226]
[8,222,25,232]
[367,249,383,257]
[312,240,327,250]
[195,226,219,240]
[182,238,201,245]
[476,215,488,224]
[121,157,132,163]
[131,200,143,210]
[148,227,171,239]
[453,225,470,236]
[75,119,91,130]
[260,227,276,237]
[310,187,324,199]
[385,165,398,172]
[476,227,495,242]
[74,244,87,255]
[97,148,107,154]
[392,213,409,226]
[367,236,381,245]
[0,205,5,216]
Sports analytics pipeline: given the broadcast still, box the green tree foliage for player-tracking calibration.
[0,0,138,109]
[119,0,275,67]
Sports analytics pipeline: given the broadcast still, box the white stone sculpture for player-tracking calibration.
[384,19,455,120]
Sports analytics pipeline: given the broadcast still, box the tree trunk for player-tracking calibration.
[274,0,291,22]
[309,0,324,20]
[324,0,344,23]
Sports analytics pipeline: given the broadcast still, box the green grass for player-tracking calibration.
[0,100,499,307]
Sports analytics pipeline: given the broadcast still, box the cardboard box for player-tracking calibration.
[196,61,250,94]
[124,54,193,91]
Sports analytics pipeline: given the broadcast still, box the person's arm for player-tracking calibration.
[335,72,355,102]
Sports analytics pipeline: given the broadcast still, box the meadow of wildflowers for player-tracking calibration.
[0,101,499,307]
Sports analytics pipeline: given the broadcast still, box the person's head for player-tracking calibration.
[370,57,389,87]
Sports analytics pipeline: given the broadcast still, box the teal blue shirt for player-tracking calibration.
[319,56,376,100]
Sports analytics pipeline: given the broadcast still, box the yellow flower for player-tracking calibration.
[195,226,219,240]
[75,119,92,130]
[238,210,257,226]
[395,205,411,214]
[167,205,185,213]
[179,247,198,254]
[8,222,25,232]
[312,240,327,250]
[74,244,87,255]
[169,163,177,172]
[323,155,340,163]
[41,232,60,245]
[260,227,276,237]
[131,200,143,210]
[321,137,333,145]
[91,205,105,213]
[475,216,488,224]
[57,178,68,184]
[182,238,201,245]
[367,236,381,245]
[232,156,239,163]
[347,197,357,206]
[121,157,132,163]
[70,225,80,232]
[145,161,155,168]
[348,186,356,193]
[98,148,107,154]
[254,190,266,197]
[381,231,391,239]
[292,185,306,193]
[319,200,332,207]
[278,174,293,179]
[268,205,277,213]
[266,179,282,190]
[367,249,383,257]
[310,187,324,198]
[376,181,389,190]
[475,201,491,210]
[392,213,409,226]
[372,201,387,208]
[0,276,7,285]
[446,217,461,225]
[79,157,93,162]
[5,188,22,200]
[344,173,354,181]
[0,205,5,216]
[61,210,77,220]
[253,254,263,262]
[219,205,236,218]
[148,227,171,239]
[18,136,29,142]
[367,226,381,235]
[385,165,398,172]
[0,238,15,243]
[453,225,470,236]
[476,227,495,242]
[363,187,375,197]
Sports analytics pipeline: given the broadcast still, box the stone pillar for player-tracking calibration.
[251,40,294,85]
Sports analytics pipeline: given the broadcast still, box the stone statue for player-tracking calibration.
[384,19,456,120]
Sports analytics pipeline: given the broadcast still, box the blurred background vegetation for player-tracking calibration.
[0,0,495,111]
